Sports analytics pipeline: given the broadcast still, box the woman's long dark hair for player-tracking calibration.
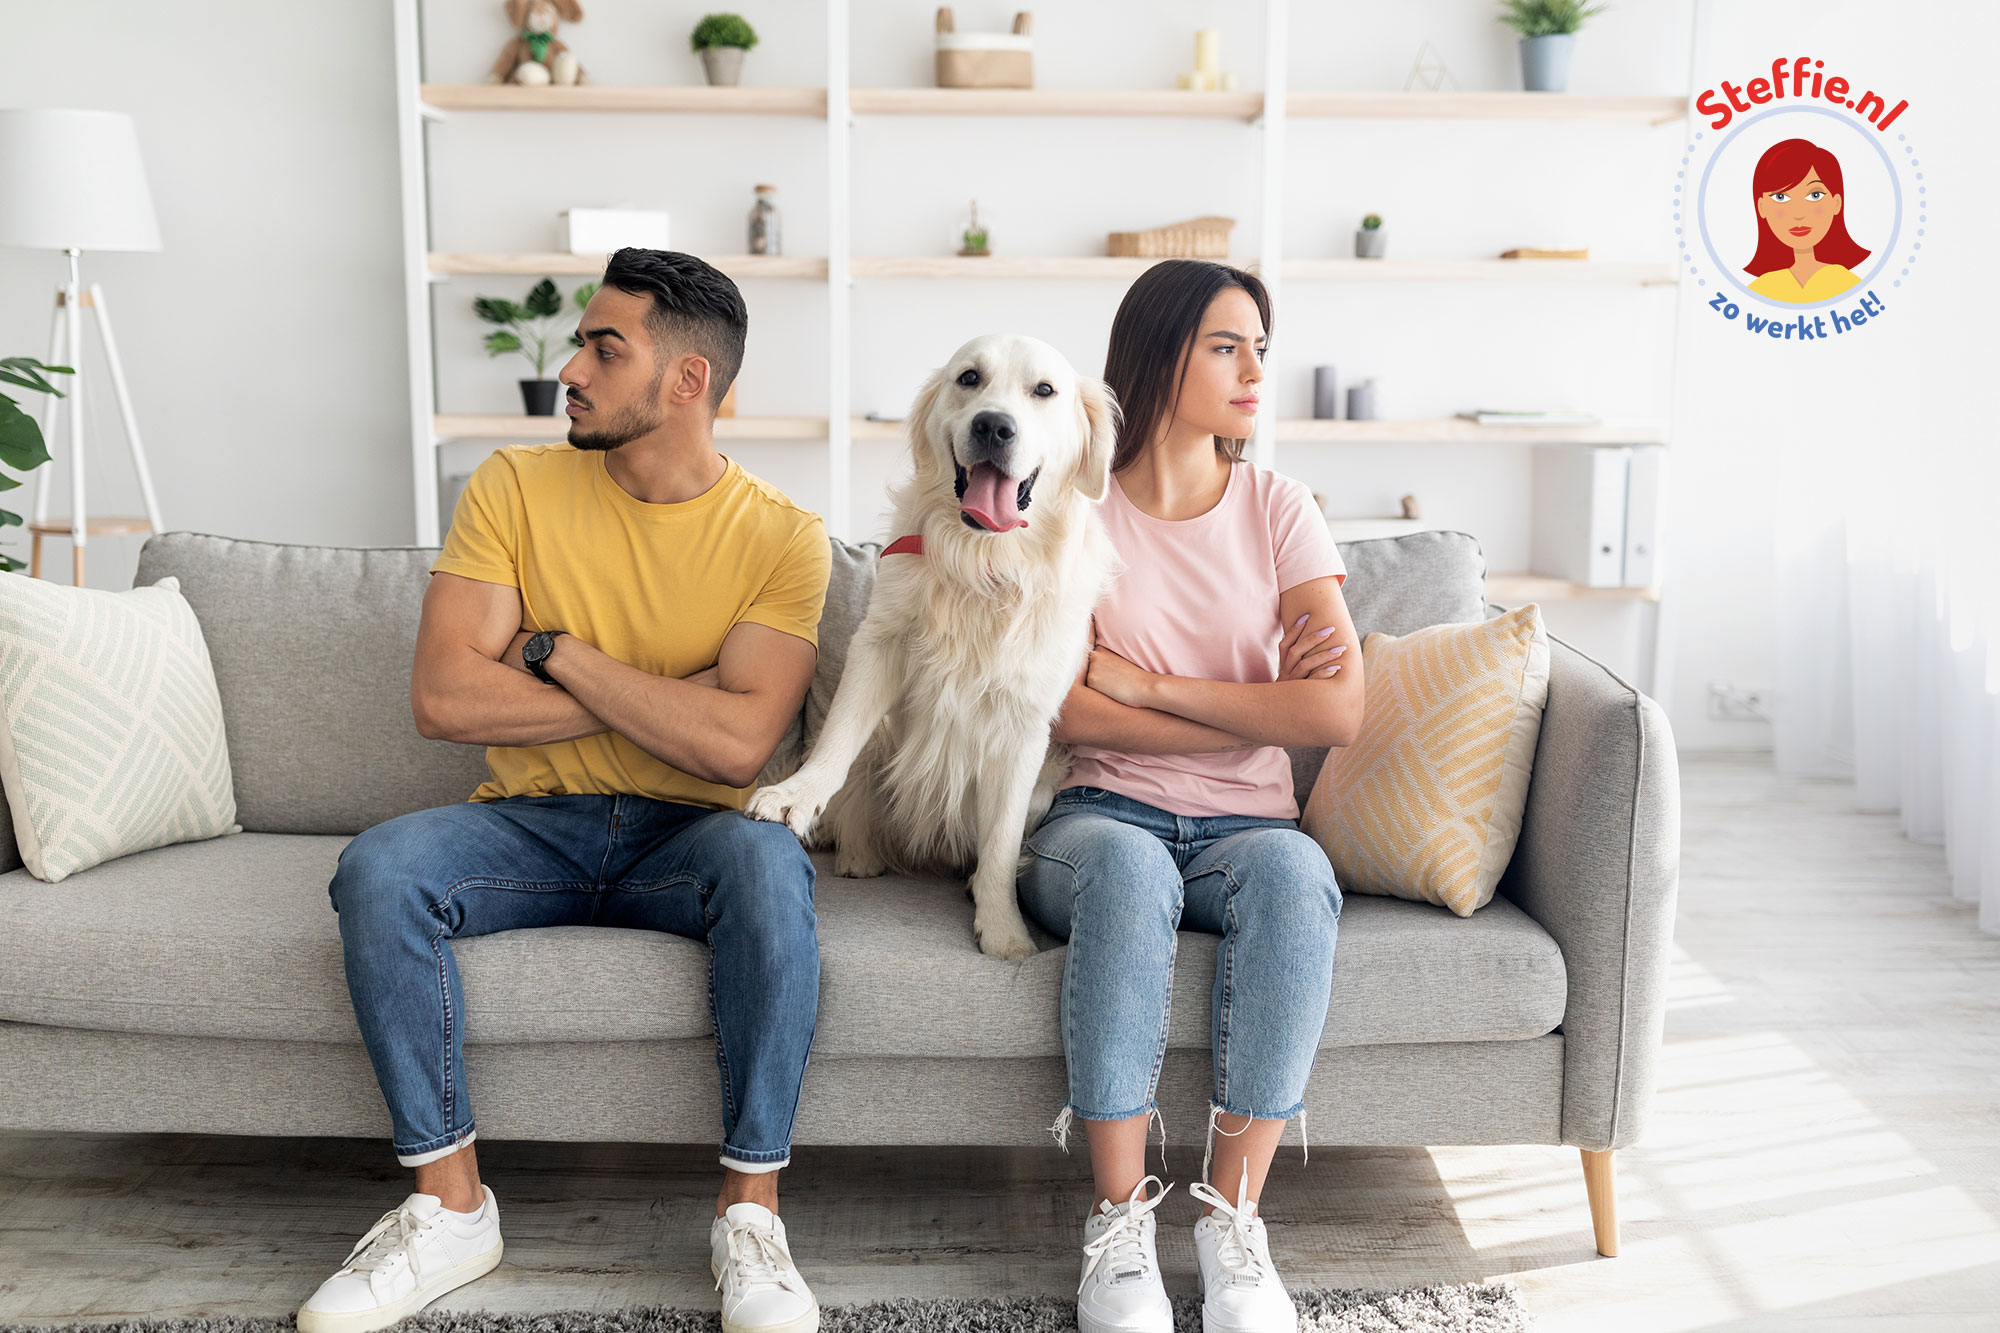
[1102,259,1273,475]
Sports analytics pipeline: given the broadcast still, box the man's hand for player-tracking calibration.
[503,628,721,691]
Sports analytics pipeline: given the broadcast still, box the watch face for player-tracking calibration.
[526,633,548,669]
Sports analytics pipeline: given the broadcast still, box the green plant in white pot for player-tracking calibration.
[1499,0,1607,93]
[692,14,759,87]
[0,357,71,574]
[476,279,598,416]
[1355,213,1386,259]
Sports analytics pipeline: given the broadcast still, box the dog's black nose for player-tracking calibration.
[969,410,1017,444]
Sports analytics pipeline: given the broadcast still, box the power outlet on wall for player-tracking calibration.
[1708,681,1772,722]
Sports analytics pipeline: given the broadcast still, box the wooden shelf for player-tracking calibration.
[1277,258,1678,285]
[427,253,826,279]
[851,255,1197,279]
[433,415,831,441]
[420,84,826,115]
[1489,573,1661,604]
[28,516,152,537]
[1280,418,1666,445]
[1287,91,1684,124]
[849,88,1264,120]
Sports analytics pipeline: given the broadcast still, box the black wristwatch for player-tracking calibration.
[522,630,565,684]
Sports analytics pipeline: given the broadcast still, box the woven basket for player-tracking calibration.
[1106,215,1236,259]
[935,7,1033,90]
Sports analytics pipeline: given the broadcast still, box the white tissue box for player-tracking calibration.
[560,209,671,255]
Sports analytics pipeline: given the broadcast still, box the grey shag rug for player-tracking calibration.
[5,1282,1533,1333]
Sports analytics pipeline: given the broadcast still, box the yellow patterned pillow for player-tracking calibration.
[1301,604,1550,917]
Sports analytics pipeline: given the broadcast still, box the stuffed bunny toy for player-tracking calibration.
[490,0,586,85]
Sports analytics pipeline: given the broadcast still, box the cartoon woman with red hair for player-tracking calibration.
[1744,138,1870,304]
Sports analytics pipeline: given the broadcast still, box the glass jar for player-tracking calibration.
[748,184,781,256]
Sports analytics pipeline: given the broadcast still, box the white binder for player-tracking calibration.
[1622,445,1664,588]
[1531,445,1631,588]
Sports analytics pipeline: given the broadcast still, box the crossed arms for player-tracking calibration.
[1049,574,1365,757]
[410,571,815,790]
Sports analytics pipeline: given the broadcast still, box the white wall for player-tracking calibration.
[6,1,1986,753]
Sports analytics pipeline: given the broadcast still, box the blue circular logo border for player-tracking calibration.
[1692,103,1903,311]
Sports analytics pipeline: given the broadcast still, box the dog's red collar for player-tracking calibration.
[881,534,924,558]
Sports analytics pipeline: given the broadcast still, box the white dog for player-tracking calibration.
[747,334,1121,960]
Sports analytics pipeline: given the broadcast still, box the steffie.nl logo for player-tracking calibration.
[1677,57,1919,344]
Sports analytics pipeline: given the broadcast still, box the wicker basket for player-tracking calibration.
[935,8,1033,90]
[1106,215,1236,259]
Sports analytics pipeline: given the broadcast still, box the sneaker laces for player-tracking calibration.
[717,1218,799,1294]
[1078,1175,1173,1295]
[340,1201,445,1279]
[1188,1161,1274,1288]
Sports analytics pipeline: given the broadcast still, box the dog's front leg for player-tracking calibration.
[967,737,1051,961]
[745,617,901,840]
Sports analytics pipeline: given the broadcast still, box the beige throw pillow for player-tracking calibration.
[1301,604,1550,916]
[0,574,238,883]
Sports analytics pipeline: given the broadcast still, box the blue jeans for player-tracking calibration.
[1016,786,1342,1166]
[327,793,818,1174]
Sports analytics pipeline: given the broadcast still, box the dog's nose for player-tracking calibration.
[969,410,1017,445]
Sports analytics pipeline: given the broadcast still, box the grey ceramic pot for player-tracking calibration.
[700,46,745,86]
[1354,228,1387,259]
[1521,34,1575,92]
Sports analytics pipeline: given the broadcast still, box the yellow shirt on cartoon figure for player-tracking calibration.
[1748,263,1861,304]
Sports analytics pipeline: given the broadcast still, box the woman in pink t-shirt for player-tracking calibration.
[1017,260,1364,1333]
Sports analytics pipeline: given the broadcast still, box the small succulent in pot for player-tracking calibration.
[1355,212,1387,259]
[691,13,759,86]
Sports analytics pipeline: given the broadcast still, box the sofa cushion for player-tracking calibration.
[133,534,492,835]
[0,831,1566,1055]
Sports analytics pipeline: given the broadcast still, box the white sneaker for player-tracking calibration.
[297,1187,503,1333]
[1076,1176,1176,1333]
[1190,1169,1297,1333]
[709,1201,821,1333]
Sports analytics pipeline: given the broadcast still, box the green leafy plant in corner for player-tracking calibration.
[691,14,759,52]
[1497,0,1608,37]
[476,279,598,380]
[0,357,72,574]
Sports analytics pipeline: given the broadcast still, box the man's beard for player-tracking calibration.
[566,371,666,452]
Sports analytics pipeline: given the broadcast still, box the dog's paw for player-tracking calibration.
[744,779,829,839]
[973,910,1037,962]
[832,842,888,878]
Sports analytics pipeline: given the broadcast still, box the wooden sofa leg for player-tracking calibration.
[1580,1148,1619,1257]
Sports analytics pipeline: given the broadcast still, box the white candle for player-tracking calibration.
[1195,29,1221,77]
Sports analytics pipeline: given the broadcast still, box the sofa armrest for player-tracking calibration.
[1498,631,1682,1152]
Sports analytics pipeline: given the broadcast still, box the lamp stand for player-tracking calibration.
[28,247,165,586]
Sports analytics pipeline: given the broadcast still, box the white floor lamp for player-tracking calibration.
[0,108,165,586]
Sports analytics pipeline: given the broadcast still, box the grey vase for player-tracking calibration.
[1521,34,1574,92]
[700,46,745,86]
[1354,228,1386,259]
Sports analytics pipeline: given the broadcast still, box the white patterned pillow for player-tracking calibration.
[0,574,239,883]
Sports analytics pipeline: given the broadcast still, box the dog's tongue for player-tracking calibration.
[960,462,1027,532]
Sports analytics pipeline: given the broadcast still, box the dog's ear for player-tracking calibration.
[505,0,529,29]
[553,0,585,21]
[1072,377,1119,503]
[906,368,950,483]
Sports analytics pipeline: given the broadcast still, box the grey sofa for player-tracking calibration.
[0,528,1678,1258]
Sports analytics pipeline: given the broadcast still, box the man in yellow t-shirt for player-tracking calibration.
[310,251,829,1333]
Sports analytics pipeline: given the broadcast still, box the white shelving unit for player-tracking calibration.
[393,0,1689,680]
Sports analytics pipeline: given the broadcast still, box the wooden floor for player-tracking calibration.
[3,753,1997,1330]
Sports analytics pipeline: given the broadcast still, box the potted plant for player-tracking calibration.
[1354,213,1386,259]
[691,13,759,87]
[1499,0,1608,93]
[475,279,598,416]
[958,199,990,257]
[0,356,70,573]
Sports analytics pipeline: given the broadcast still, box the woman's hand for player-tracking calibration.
[1279,613,1348,682]
[1084,624,1160,710]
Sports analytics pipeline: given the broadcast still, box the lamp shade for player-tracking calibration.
[0,108,161,252]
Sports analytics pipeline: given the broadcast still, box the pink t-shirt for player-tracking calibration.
[1064,459,1347,820]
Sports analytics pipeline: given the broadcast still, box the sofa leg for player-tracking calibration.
[1580,1148,1619,1257]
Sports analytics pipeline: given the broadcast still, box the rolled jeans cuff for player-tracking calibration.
[396,1127,477,1168]
[719,1148,790,1175]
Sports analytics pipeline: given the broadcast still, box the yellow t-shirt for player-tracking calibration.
[430,443,830,810]
[1747,263,1861,304]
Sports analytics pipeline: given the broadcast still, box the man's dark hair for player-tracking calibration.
[600,248,748,412]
